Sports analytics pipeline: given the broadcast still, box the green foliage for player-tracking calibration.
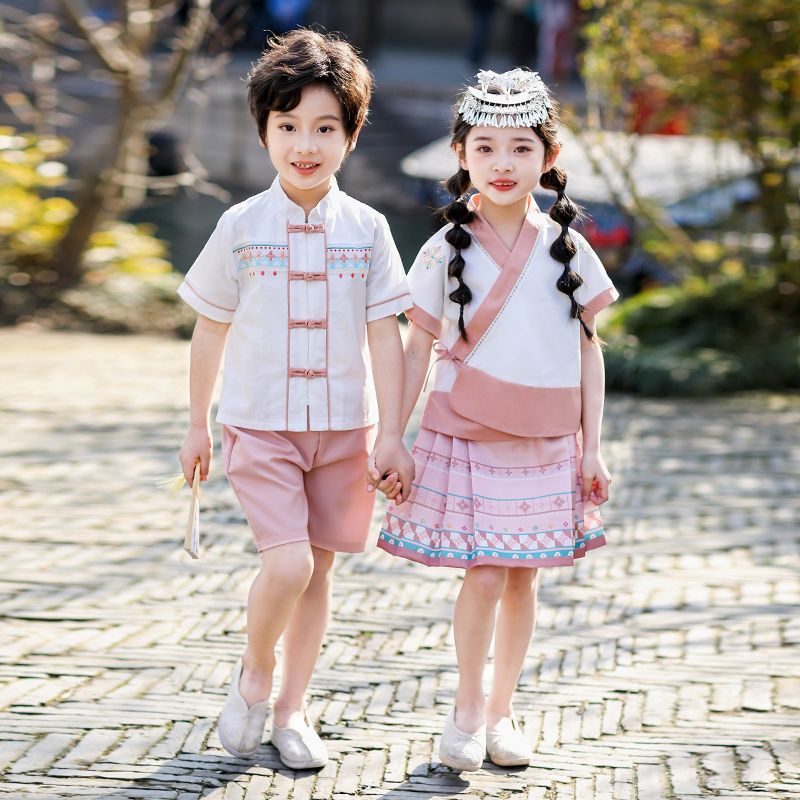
[0,127,190,331]
[603,274,800,395]
[580,0,800,152]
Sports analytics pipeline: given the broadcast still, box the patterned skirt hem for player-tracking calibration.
[377,529,606,570]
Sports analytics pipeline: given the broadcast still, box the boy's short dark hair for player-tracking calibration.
[247,29,373,144]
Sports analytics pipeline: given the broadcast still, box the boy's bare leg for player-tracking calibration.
[239,541,315,707]
[272,545,336,727]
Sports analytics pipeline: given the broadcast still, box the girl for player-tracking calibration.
[374,69,618,771]
[178,30,414,768]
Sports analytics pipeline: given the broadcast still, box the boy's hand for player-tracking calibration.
[580,450,611,505]
[366,433,415,505]
[179,424,212,485]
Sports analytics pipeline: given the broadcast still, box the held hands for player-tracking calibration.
[580,449,611,506]
[179,424,212,486]
[366,433,415,505]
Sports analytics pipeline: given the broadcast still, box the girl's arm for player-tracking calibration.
[400,322,436,431]
[178,315,230,485]
[366,316,416,503]
[580,329,612,505]
[366,321,435,503]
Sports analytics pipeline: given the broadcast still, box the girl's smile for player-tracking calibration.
[489,179,517,192]
[456,126,558,211]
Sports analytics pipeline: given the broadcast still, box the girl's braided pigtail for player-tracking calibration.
[540,165,592,340]
[443,167,475,340]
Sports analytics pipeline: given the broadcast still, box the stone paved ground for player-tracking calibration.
[1,329,799,800]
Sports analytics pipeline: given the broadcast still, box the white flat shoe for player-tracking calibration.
[216,659,271,758]
[438,708,486,772]
[270,711,328,770]
[486,715,532,767]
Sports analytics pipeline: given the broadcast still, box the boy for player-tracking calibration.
[178,29,413,767]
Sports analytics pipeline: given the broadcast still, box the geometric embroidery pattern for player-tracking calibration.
[378,427,606,569]
[233,244,373,279]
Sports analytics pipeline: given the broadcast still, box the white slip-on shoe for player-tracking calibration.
[216,659,271,758]
[486,715,532,767]
[270,711,328,770]
[438,708,486,772]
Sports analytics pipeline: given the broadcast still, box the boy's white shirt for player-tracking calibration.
[178,176,412,431]
[407,198,618,394]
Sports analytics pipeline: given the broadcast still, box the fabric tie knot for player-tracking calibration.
[289,319,327,329]
[288,271,327,281]
[424,343,463,391]
[289,368,328,379]
[288,223,325,233]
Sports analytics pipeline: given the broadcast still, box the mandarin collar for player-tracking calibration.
[267,174,341,227]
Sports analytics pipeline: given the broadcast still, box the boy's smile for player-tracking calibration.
[264,82,358,214]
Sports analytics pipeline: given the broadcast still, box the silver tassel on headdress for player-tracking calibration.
[457,68,553,128]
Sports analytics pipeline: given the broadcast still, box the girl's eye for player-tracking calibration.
[280,124,295,132]
[318,126,334,133]
[476,145,492,153]
[515,146,532,153]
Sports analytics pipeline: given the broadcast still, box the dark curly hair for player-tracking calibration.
[443,80,592,341]
[247,28,372,145]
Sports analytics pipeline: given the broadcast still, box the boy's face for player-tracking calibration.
[264,83,356,211]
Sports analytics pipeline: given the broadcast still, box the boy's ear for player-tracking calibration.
[348,124,363,152]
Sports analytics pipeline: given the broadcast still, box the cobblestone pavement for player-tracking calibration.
[1,330,799,800]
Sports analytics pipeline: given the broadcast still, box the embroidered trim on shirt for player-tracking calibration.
[233,244,373,278]
[326,246,372,273]
[233,245,289,273]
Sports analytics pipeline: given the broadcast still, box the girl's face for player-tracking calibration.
[456,125,558,209]
[264,83,357,211]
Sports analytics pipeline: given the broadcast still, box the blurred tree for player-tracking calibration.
[580,0,800,280]
[0,0,244,287]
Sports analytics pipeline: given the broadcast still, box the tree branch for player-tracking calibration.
[156,0,211,105]
[58,0,134,73]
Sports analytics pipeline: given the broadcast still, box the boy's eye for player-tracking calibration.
[318,126,334,134]
[279,124,295,132]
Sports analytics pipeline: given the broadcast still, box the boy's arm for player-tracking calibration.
[580,332,611,505]
[366,315,415,503]
[178,315,230,485]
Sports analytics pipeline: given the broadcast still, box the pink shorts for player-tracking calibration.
[222,425,376,554]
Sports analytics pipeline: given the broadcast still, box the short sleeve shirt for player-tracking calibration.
[178,176,412,431]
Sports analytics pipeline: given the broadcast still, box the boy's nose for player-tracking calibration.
[295,138,318,155]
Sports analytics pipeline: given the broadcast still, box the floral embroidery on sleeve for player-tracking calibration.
[421,244,444,271]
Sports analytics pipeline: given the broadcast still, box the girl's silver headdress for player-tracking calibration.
[457,68,552,128]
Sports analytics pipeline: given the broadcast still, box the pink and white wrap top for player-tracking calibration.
[406,196,618,439]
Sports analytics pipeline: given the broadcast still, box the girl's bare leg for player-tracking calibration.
[452,565,508,732]
[486,568,539,726]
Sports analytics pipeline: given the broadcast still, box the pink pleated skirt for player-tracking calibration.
[377,427,606,569]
